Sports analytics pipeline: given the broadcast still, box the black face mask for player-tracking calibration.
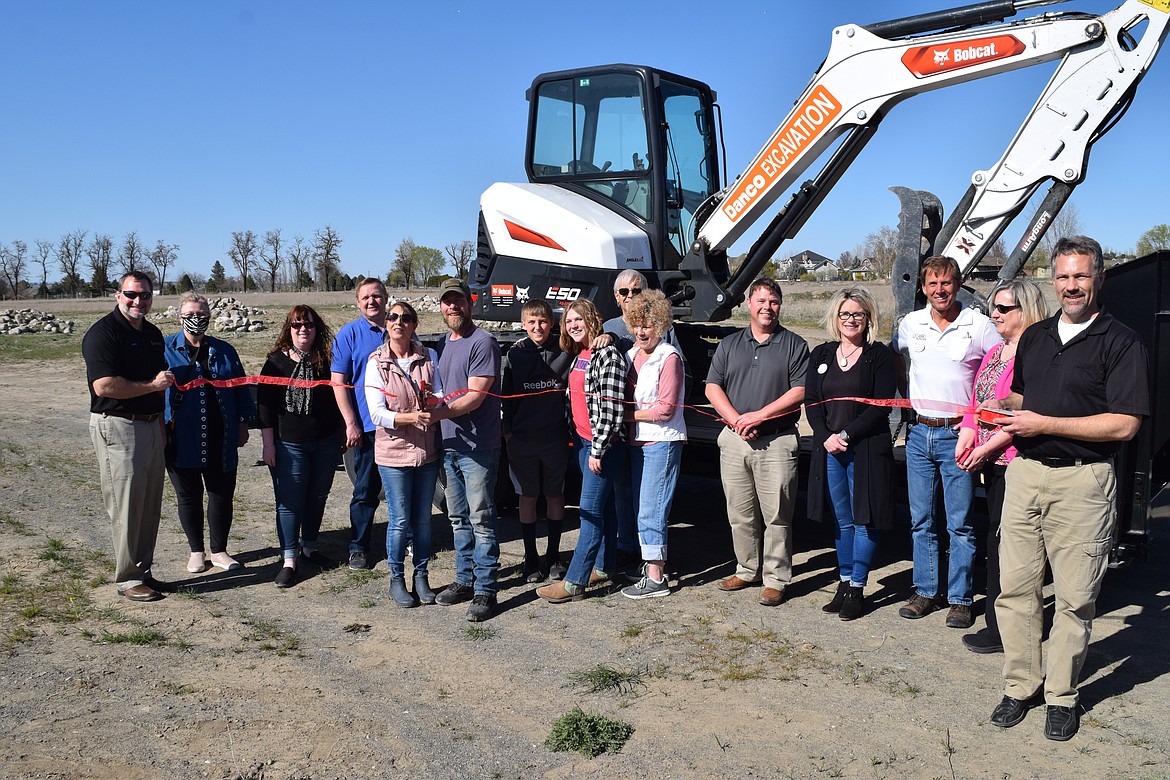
[181,314,210,336]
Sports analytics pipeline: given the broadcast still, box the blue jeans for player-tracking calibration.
[348,431,381,553]
[826,451,880,587]
[378,459,440,580]
[443,448,500,595]
[271,432,340,559]
[565,434,626,587]
[905,423,975,604]
[628,441,683,561]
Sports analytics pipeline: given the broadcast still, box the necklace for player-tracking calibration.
[838,343,862,367]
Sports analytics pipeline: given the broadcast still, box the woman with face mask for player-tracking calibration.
[164,292,255,574]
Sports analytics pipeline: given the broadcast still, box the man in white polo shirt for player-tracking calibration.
[893,256,1000,629]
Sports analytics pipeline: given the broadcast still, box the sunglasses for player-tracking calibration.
[837,311,868,321]
[387,312,417,324]
[991,303,1021,314]
[119,290,152,301]
[290,321,316,329]
[616,287,643,297]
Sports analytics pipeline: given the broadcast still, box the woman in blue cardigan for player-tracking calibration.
[164,293,255,574]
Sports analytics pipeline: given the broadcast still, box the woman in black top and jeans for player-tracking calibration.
[258,305,342,588]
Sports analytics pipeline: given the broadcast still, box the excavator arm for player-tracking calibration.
[680,0,1169,322]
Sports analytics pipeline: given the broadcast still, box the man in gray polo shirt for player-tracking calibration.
[705,278,809,607]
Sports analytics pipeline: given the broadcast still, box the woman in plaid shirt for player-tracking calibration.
[537,299,628,603]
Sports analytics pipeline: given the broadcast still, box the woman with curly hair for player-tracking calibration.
[536,299,628,603]
[257,305,343,588]
[620,289,686,599]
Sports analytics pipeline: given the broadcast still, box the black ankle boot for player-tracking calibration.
[822,580,850,613]
[839,586,864,621]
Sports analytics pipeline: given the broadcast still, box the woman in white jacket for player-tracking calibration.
[621,289,686,599]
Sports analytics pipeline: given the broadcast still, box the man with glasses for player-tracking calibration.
[892,256,1000,629]
[332,278,389,570]
[83,271,174,602]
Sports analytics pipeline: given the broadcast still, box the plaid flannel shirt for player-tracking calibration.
[584,343,628,460]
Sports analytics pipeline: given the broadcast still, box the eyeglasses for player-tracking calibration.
[387,312,417,324]
[290,321,316,330]
[616,287,643,298]
[991,303,1021,314]
[119,290,152,301]
[837,311,868,322]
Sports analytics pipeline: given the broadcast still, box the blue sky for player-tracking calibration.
[2,0,1167,282]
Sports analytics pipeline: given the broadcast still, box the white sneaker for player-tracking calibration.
[187,552,206,573]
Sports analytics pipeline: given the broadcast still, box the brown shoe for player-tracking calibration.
[536,580,583,604]
[898,593,944,619]
[717,575,757,592]
[758,587,784,607]
[588,570,610,586]
[119,583,162,602]
[946,604,974,629]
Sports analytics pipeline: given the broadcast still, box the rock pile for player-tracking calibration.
[158,297,268,332]
[0,309,75,335]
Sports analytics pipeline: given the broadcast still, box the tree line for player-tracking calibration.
[0,227,477,300]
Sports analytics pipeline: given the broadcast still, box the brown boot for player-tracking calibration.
[536,580,583,604]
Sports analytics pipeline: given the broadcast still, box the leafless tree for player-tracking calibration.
[444,240,475,280]
[860,225,898,278]
[393,238,418,288]
[117,231,146,275]
[0,240,29,299]
[228,230,260,293]
[1027,200,1083,268]
[313,225,343,290]
[260,229,283,293]
[57,229,86,297]
[33,240,55,297]
[289,234,312,289]
[148,240,179,292]
[86,234,115,293]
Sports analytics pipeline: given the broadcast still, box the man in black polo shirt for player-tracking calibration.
[987,236,1149,741]
[83,271,174,602]
[705,278,809,607]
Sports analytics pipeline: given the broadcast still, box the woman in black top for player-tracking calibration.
[257,305,342,588]
[805,286,896,620]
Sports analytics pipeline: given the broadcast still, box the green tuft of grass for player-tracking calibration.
[568,664,648,696]
[620,624,642,638]
[546,708,633,758]
[463,624,497,641]
[97,628,168,646]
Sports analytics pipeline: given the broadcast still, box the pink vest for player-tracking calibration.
[370,342,438,468]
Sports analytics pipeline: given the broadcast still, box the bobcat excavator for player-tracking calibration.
[467,0,1169,558]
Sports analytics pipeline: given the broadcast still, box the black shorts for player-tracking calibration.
[506,433,569,497]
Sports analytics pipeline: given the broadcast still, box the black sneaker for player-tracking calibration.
[547,559,568,581]
[466,594,497,622]
[1044,705,1079,741]
[962,629,1004,654]
[348,550,368,571]
[298,550,334,569]
[274,567,297,589]
[435,582,474,606]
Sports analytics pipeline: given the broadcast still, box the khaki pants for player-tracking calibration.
[717,427,799,591]
[90,413,165,589]
[996,456,1115,707]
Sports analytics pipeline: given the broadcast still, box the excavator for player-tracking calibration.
[466,0,1169,557]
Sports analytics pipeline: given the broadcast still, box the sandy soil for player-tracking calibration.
[1,304,1169,780]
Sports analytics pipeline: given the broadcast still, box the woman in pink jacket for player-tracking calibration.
[364,301,442,608]
[956,279,1048,653]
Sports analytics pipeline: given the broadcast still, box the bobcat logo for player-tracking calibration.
[933,49,950,66]
[515,285,530,303]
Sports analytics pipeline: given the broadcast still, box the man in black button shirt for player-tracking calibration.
[82,271,173,602]
[987,236,1149,741]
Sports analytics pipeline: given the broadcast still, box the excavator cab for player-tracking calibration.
[471,64,721,322]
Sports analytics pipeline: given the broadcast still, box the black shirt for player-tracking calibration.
[82,308,167,415]
[501,336,572,437]
[1012,309,1149,460]
[257,351,343,443]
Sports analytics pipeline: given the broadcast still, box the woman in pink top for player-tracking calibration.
[956,279,1048,654]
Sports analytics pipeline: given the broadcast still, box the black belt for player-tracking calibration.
[916,415,962,428]
[102,411,162,422]
[1021,453,1108,468]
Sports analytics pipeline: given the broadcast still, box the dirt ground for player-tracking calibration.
[1,296,1169,780]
